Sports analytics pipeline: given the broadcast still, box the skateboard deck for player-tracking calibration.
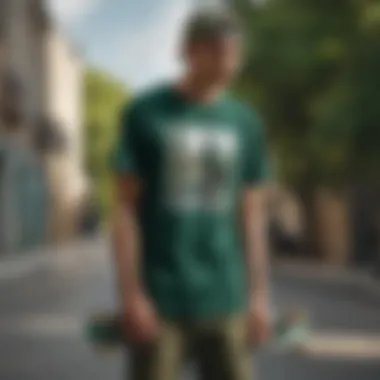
[85,309,311,353]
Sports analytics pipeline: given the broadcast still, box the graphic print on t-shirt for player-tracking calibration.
[164,125,237,211]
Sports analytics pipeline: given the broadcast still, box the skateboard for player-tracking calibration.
[85,309,311,353]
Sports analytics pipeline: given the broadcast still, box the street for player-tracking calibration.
[1,239,380,380]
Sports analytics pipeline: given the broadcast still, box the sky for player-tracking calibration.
[47,0,204,90]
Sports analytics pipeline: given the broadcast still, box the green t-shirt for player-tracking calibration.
[111,84,268,320]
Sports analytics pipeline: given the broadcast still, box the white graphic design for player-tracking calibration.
[164,125,237,211]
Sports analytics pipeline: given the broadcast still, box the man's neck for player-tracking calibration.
[177,75,225,104]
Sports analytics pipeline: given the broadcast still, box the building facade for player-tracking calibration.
[44,27,87,243]
[0,0,86,254]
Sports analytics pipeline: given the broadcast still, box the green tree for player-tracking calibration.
[84,67,128,221]
[229,0,380,254]
[349,0,380,183]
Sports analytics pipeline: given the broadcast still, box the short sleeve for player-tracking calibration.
[242,114,269,185]
[110,102,143,175]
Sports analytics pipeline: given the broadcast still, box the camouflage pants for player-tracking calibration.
[128,315,252,380]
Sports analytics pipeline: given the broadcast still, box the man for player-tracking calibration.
[111,9,271,380]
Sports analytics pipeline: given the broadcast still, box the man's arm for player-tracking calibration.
[111,174,142,305]
[111,173,158,342]
[241,185,271,345]
[241,185,270,303]
[240,110,271,344]
[109,100,157,342]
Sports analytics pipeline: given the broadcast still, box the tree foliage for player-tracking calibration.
[226,0,380,255]
[231,0,380,189]
[84,67,128,219]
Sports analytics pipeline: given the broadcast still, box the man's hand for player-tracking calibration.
[248,293,272,347]
[123,292,158,343]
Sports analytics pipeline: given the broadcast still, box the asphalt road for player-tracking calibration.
[1,239,380,380]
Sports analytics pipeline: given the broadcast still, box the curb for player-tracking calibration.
[274,261,380,298]
[0,236,107,281]
[303,332,380,359]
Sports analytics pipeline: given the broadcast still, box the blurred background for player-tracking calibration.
[1,0,380,379]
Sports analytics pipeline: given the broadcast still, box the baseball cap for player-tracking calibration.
[182,9,242,46]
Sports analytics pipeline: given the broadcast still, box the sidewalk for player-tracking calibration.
[0,235,107,281]
[274,259,380,300]
[1,243,380,379]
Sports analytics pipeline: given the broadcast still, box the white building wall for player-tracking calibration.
[45,28,87,208]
